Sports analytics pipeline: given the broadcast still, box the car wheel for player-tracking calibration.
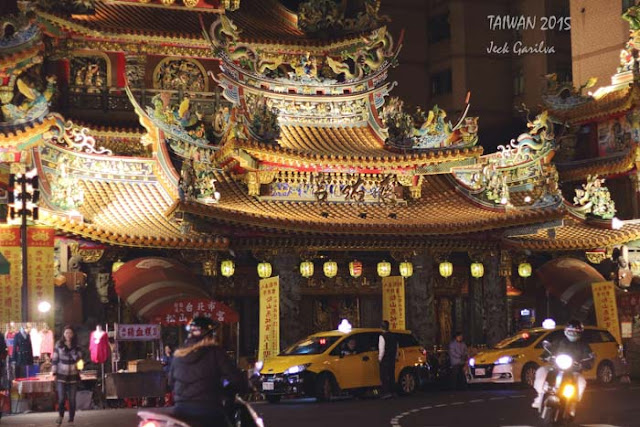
[315,373,334,402]
[521,363,538,388]
[398,369,417,395]
[266,395,281,404]
[597,361,615,385]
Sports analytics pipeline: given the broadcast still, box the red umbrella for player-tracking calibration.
[112,257,209,318]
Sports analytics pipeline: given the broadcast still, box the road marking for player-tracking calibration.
[489,397,506,401]
[433,404,447,408]
[451,401,464,405]
[469,399,484,403]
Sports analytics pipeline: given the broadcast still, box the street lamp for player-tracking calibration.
[8,171,39,322]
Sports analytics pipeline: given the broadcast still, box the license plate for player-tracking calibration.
[475,368,486,376]
[262,382,274,391]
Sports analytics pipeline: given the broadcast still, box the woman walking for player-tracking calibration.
[52,326,83,425]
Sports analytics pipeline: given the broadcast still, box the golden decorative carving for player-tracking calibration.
[245,172,260,196]
[585,250,608,264]
[77,249,105,263]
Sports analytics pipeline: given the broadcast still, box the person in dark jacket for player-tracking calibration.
[378,320,398,399]
[52,326,83,425]
[169,317,247,427]
[531,320,594,410]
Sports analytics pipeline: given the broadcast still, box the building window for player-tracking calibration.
[431,69,452,96]
[623,0,635,12]
[513,70,524,96]
[556,65,572,83]
[428,13,451,43]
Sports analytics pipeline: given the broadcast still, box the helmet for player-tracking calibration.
[186,316,218,340]
[564,320,584,342]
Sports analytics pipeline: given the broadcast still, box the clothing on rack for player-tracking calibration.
[5,331,15,357]
[12,330,34,367]
[30,327,42,358]
[89,330,110,364]
[40,329,54,355]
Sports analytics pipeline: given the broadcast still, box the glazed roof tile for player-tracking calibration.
[42,174,227,249]
[550,85,633,123]
[503,219,640,251]
[556,147,636,182]
[172,172,562,236]
[228,125,483,168]
[50,0,218,40]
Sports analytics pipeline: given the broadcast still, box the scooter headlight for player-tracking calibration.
[468,358,475,367]
[561,383,576,399]
[555,354,573,370]
[255,360,264,373]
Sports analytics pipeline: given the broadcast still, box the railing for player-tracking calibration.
[64,86,224,116]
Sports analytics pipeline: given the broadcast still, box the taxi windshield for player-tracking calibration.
[282,336,341,355]
[494,331,546,349]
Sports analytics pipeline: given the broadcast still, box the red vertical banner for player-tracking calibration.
[27,226,55,326]
[258,276,280,361]
[0,226,21,323]
[382,276,406,330]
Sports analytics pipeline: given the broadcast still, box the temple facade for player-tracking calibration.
[3,0,640,357]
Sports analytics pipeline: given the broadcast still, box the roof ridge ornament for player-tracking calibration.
[297,0,389,36]
[570,175,617,220]
[381,92,478,150]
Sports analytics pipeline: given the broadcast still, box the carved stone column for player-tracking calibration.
[469,274,484,345]
[484,252,507,347]
[273,252,303,349]
[405,250,436,346]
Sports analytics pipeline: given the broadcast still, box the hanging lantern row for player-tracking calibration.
[257,261,272,279]
[399,261,413,278]
[300,260,314,278]
[470,262,484,278]
[377,260,391,277]
[220,259,235,277]
[323,260,338,278]
[439,261,453,278]
[518,262,532,278]
[349,260,363,278]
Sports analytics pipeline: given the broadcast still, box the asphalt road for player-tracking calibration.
[1,383,639,426]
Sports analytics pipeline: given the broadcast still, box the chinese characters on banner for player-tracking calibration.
[592,281,622,344]
[116,324,161,341]
[27,226,55,327]
[151,298,239,326]
[382,276,405,330]
[258,276,279,361]
[0,226,21,323]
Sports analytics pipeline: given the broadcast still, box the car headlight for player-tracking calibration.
[284,363,311,375]
[555,354,573,370]
[468,358,475,367]
[255,360,264,373]
[495,356,513,365]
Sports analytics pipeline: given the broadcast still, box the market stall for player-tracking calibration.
[149,297,240,363]
[105,323,165,400]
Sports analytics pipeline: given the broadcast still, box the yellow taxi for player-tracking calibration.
[467,326,626,387]
[256,327,428,403]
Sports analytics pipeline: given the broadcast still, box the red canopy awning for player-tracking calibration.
[148,297,239,325]
[536,257,607,315]
[113,257,209,318]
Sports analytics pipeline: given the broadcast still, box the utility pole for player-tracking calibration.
[9,171,39,322]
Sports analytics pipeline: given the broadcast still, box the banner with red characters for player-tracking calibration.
[27,226,55,326]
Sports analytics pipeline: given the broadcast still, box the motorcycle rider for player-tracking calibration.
[169,317,247,427]
[531,320,594,411]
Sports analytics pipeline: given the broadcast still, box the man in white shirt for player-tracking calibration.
[378,320,398,399]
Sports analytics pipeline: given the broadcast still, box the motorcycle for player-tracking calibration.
[537,341,590,427]
[137,396,264,427]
